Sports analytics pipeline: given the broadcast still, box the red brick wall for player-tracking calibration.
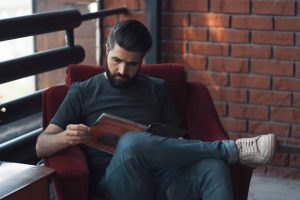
[162,0,300,179]
[102,0,300,179]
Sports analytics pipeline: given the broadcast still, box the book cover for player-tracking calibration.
[85,113,146,154]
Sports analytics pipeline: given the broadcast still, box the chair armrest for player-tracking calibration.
[230,164,253,200]
[44,146,89,200]
[186,82,228,141]
[186,82,253,199]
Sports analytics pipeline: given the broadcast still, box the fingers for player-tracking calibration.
[64,124,91,145]
[67,124,90,132]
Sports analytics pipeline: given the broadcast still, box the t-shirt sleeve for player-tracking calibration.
[50,82,82,129]
[160,81,181,127]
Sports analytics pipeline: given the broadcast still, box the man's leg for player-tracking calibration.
[157,159,233,200]
[99,132,275,199]
[99,132,237,200]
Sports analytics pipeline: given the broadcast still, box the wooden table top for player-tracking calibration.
[0,161,55,199]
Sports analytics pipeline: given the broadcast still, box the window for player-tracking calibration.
[0,0,36,144]
[0,0,35,104]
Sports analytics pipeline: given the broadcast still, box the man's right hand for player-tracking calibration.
[63,124,91,146]
[36,123,91,158]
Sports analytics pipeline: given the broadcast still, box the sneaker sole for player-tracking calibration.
[265,133,277,163]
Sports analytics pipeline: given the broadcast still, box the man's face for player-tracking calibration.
[105,43,143,88]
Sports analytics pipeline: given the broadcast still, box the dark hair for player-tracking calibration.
[107,19,152,55]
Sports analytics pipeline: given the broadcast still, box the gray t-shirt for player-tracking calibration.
[51,73,180,128]
[50,72,181,189]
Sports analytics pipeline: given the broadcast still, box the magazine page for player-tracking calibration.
[85,113,146,154]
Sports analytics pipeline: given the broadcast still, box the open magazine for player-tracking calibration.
[85,113,188,154]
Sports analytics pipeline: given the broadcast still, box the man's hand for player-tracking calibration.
[63,124,91,146]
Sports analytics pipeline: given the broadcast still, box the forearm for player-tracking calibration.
[36,131,69,158]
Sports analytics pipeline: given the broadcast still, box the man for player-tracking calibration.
[36,19,276,200]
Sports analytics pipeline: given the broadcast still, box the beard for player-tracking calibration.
[104,61,140,89]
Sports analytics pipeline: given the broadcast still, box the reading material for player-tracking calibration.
[85,113,189,154]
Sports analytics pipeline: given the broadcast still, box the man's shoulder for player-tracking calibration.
[71,73,104,89]
[139,74,166,87]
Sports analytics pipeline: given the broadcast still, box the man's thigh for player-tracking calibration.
[157,158,232,200]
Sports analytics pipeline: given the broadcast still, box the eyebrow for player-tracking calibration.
[111,56,140,65]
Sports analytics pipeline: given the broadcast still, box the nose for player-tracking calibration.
[118,62,128,75]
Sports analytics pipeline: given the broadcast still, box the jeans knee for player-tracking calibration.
[115,132,151,156]
[197,159,230,178]
[208,159,229,174]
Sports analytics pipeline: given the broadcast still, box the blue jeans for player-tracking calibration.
[99,132,238,200]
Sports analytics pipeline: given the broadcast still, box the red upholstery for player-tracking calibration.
[43,63,253,200]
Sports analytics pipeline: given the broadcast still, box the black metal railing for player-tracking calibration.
[0,7,127,162]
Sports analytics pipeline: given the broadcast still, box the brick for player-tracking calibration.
[187,71,228,86]
[297,34,300,46]
[271,153,289,166]
[162,41,188,53]
[273,78,300,92]
[271,107,300,123]
[185,28,208,41]
[64,0,94,2]
[209,57,248,73]
[162,28,208,41]
[252,31,294,46]
[139,0,144,10]
[162,54,206,70]
[103,15,119,27]
[253,166,267,176]
[249,121,289,137]
[210,28,249,43]
[231,74,271,89]
[267,166,290,178]
[274,47,300,61]
[289,154,300,168]
[214,102,227,117]
[297,63,300,78]
[102,27,112,44]
[211,0,250,14]
[190,42,229,56]
[119,12,145,23]
[162,0,208,12]
[275,18,300,31]
[292,125,300,138]
[221,118,247,132]
[294,93,300,107]
[36,32,65,51]
[77,38,97,65]
[162,13,190,26]
[209,86,247,102]
[191,13,230,27]
[75,20,96,38]
[231,44,271,59]
[250,90,291,106]
[252,0,295,16]
[289,168,300,179]
[231,15,273,30]
[280,137,300,146]
[104,0,139,10]
[229,103,269,120]
[227,132,243,140]
[251,59,294,77]
[37,68,66,89]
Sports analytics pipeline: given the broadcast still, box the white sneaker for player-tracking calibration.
[235,134,276,166]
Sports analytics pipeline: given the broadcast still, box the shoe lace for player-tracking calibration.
[237,138,257,154]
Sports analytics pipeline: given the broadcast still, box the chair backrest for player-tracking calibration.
[43,63,188,128]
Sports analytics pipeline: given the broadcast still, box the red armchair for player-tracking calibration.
[42,63,253,200]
